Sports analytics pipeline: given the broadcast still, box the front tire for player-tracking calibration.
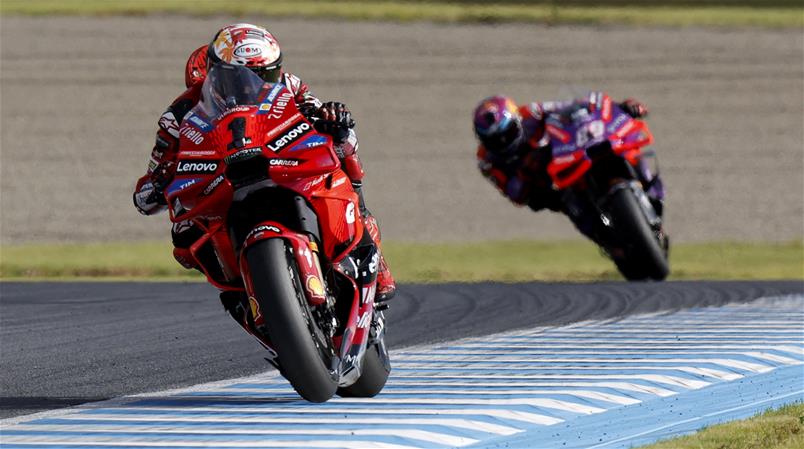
[246,238,338,402]
[337,343,390,397]
[608,187,669,281]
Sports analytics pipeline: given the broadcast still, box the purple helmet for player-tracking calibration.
[473,95,524,157]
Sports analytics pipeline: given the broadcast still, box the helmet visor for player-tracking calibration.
[480,120,522,154]
[250,61,282,83]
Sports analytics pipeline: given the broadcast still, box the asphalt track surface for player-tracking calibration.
[1,280,802,419]
[1,16,803,244]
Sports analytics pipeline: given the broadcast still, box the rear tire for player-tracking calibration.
[609,187,669,281]
[337,343,390,398]
[246,238,338,402]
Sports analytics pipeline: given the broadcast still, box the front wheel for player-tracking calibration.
[337,342,390,398]
[246,238,338,402]
[608,187,669,281]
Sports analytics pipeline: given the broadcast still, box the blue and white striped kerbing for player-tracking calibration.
[2,295,802,449]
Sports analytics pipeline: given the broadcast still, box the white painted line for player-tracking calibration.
[0,435,420,449]
[545,328,802,334]
[394,356,773,372]
[742,351,802,364]
[394,365,744,380]
[8,424,479,447]
[94,405,562,426]
[363,389,640,405]
[57,414,522,436]
[453,344,804,356]
[390,373,711,389]
[416,350,802,360]
[384,381,677,397]
[219,387,638,405]
[327,397,605,415]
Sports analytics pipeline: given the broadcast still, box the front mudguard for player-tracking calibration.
[240,221,328,308]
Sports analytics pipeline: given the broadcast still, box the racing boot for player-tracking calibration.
[355,182,396,304]
[364,214,396,304]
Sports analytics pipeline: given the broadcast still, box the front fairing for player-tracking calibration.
[545,93,653,189]
[165,65,340,224]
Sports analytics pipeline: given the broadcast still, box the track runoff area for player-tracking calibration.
[1,295,802,448]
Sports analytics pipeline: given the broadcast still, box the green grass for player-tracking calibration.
[639,402,804,449]
[1,0,801,28]
[1,240,801,282]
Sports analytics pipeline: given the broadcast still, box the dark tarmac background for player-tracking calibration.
[1,16,802,244]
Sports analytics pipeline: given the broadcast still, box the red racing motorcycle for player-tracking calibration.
[545,93,669,280]
[162,64,389,402]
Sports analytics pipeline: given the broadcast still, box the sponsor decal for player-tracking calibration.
[265,113,303,138]
[181,150,217,157]
[301,175,327,192]
[356,310,372,329]
[186,113,213,132]
[300,247,313,268]
[368,252,379,274]
[202,174,225,196]
[553,153,579,165]
[606,113,630,134]
[158,111,180,138]
[224,147,263,164]
[167,177,201,195]
[268,158,300,167]
[553,143,578,155]
[614,120,636,139]
[345,202,356,224]
[249,296,262,321]
[180,125,204,145]
[148,160,158,171]
[176,160,219,174]
[266,120,311,153]
[245,224,281,241]
[260,91,293,119]
[306,275,325,298]
[257,83,287,115]
[331,177,347,188]
[234,44,263,58]
[601,96,612,122]
[220,105,251,118]
[289,134,328,152]
[546,124,571,143]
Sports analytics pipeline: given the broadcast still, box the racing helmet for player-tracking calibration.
[472,96,524,157]
[207,23,283,83]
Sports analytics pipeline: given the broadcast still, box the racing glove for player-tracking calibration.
[620,99,649,118]
[148,161,175,206]
[314,101,355,144]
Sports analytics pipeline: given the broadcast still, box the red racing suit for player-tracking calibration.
[134,45,366,216]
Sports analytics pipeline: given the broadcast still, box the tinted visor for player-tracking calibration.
[250,65,281,83]
[480,120,522,154]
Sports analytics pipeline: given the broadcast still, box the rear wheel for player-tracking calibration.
[337,342,390,398]
[246,238,338,402]
[608,187,669,281]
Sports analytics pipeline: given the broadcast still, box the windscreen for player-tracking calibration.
[196,64,269,119]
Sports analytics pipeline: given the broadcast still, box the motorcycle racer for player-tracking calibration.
[473,93,662,239]
[134,23,395,301]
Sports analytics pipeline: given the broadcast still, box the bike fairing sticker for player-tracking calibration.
[167,177,203,195]
[257,83,286,115]
[176,159,219,174]
[266,120,312,153]
[289,134,328,152]
[185,112,214,133]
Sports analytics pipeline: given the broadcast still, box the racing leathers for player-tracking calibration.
[134,45,395,300]
[476,93,660,239]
